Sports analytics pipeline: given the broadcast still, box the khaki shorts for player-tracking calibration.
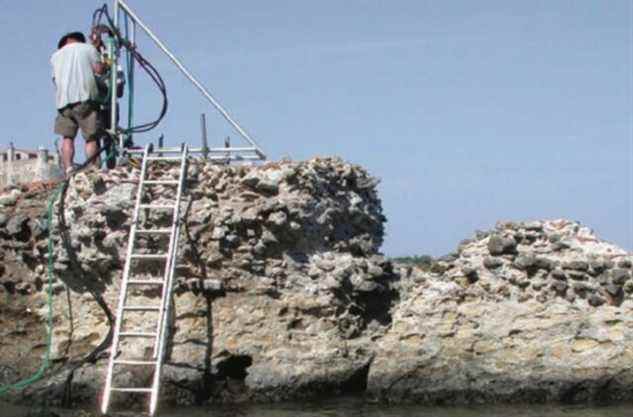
[54,101,102,141]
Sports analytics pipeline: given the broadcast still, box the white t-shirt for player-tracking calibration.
[51,43,100,110]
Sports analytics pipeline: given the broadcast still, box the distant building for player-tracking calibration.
[0,143,63,188]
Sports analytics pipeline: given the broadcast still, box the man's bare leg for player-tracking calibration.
[85,139,101,168]
[61,137,75,173]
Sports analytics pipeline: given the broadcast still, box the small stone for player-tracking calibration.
[588,294,605,307]
[267,211,288,227]
[513,232,525,243]
[551,281,568,294]
[367,264,384,278]
[6,214,28,238]
[257,179,279,194]
[611,269,630,285]
[315,258,335,272]
[261,229,278,245]
[513,255,536,271]
[453,276,470,287]
[0,189,20,206]
[321,274,341,290]
[474,230,489,240]
[30,219,48,240]
[462,265,479,283]
[522,221,543,231]
[253,241,266,255]
[550,268,567,280]
[564,260,589,271]
[617,259,632,269]
[225,234,239,245]
[605,284,622,297]
[548,234,561,243]
[533,257,554,271]
[496,220,518,230]
[487,235,517,256]
[241,173,260,188]
[202,278,224,293]
[483,257,503,270]
[241,208,259,223]
[211,226,228,240]
[0,213,7,227]
[522,231,541,243]
[596,273,610,285]
[430,262,448,274]
[350,274,379,292]
[567,271,587,281]
[589,259,607,276]
[457,239,473,252]
[572,283,590,297]
[551,242,570,251]
[516,278,531,288]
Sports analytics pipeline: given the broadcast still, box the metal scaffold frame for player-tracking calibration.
[109,0,266,161]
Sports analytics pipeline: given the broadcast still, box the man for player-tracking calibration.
[51,31,105,175]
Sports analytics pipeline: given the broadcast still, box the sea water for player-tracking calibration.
[4,398,633,417]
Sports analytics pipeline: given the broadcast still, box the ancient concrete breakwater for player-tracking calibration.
[0,158,632,411]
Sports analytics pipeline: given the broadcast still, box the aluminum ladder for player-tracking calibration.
[102,143,189,416]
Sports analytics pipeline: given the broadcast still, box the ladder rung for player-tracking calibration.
[123,305,161,311]
[146,156,182,161]
[127,279,164,285]
[148,147,183,153]
[111,387,153,393]
[130,254,169,259]
[143,180,179,185]
[136,228,172,234]
[138,204,176,210]
[119,331,158,338]
[114,359,157,366]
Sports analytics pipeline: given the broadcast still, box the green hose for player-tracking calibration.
[0,185,62,395]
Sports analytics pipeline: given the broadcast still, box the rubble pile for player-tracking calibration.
[372,220,633,404]
[425,219,632,307]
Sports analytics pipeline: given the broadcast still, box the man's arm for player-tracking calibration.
[93,62,105,75]
[88,45,105,75]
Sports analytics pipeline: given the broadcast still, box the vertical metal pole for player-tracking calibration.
[200,114,209,160]
[128,18,136,145]
[7,142,14,186]
[158,135,164,157]
[111,0,120,147]
[224,136,231,164]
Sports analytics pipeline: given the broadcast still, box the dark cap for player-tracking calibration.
[58,32,86,49]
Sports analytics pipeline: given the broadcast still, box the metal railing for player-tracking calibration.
[110,0,266,161]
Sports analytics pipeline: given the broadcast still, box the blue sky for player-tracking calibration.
[0,1,631,256]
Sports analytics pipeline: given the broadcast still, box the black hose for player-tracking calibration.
[92,3,169,135]
[55,143,116,406]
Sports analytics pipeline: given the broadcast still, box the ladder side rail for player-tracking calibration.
[116,0,266,160]
[149,144,189,415]
[101,143,152,415]
[150,145,186,358]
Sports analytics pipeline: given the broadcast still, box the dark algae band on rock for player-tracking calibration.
[1,158,633,411]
